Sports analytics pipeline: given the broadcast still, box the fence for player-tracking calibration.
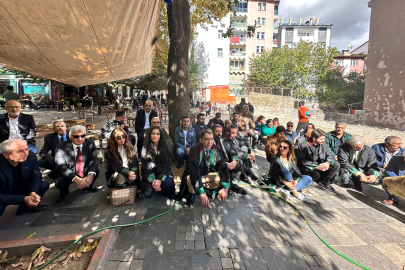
[228,86,293,96]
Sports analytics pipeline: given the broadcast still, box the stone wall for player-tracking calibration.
[324,111,369,125]
[247,93,295,109]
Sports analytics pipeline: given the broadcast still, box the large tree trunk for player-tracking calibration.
[167,0,191,140]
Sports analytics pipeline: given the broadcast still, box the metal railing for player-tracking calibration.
[230,51,246,56]
[231,22,247,27]
[229,66,246,71]
[233,7,248,12]
[240,37,247,42]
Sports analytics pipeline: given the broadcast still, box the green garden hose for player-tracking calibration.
[36,184,371,270]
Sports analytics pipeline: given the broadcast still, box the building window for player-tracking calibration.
[286,29,293,36]
[351,59,358,66]
[258,3,266,10]
[286,42,293,48]
[218,48,223,57]
[262,18,266,25]
[335,60,343,66]
[319,30,326,36]
[257,32,265,39]
[218,30,223,39]
[256,46,265,53]
[298,32,310,36]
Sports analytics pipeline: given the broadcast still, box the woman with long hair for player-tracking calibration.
[141,126,174,197]
[104,128,139,187]
[273,117,280,128]
[270,140,313,203]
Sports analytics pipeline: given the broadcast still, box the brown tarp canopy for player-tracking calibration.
[0,0,160,87]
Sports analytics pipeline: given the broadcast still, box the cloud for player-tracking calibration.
[279,0,371,51]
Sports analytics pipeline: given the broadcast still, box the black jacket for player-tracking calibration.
[222,135,251,162]
[39,131,70,166]
[140,146,172,183]
[338,142,380,176]
[298,140,336,171]
[105,148,139,187]
[193,123,209,141]
[0,152,42,206]
[270,156,302,186]
[55,139,99,180]
[0,113,37,145]
[182,142,230,195]
[134,109,158,133]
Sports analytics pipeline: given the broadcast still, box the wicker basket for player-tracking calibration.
[108,186,137,207]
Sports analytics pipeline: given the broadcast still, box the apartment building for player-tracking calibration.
[193,0,280,95]
[333,41,368,76]
[277,18,332,48]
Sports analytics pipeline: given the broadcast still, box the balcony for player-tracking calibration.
[274,8,279,20]
[231,21,248,28]
[230,36,247,43]
[274,10,279,15]
[230,51,246,56]
[233,7,248,13]
[273,25,279,33]
[229,65,245,71]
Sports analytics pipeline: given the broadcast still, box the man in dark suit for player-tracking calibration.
[0,139,49,216]
[134,100,158,157]
[54,125,99,204]
[0,100,37,154]
[38,121,69,179]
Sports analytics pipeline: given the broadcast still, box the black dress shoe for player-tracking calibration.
[319,182,335,192]
[54,195,66,204]
[16,205,48,215]
[186,194,195,207]
[353,182,363,192]
[83,186,99,193]
[341,182,350,188]
[239,173,251,183]
[233,186,248,195]
[246,170,258,180]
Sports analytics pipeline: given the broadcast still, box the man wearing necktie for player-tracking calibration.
[38,121,69,179]
[54,125,99,204]
[180,129,230,207]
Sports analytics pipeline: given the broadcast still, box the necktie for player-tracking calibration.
[76,147,84,178]
[60,136,65,142]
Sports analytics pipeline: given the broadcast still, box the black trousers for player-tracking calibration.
[0,181,49,216]
[296,121,308,134]
[55,172,98,197]
[38,159,58,179]
[229,160,244,180]
[136,132,144,159]
[301,162,340,185]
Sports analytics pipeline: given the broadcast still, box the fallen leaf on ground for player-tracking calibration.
[26,233,34,239]
[141,216,144,220]
[94,240,98,248]
[300,228,305,232]
[31,247,41,261]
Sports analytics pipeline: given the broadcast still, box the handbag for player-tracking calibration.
[108,185,137,207]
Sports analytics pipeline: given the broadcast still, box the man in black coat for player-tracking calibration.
[338,135,380,192]
[0,100,37,154]
[0,139,49,216]
[134,100,158,157]
[193,113,209,141]
[38,121,69,179]
[298,128,340,192]
[180,129,230,206]
[54,125,99,203]
[207,112,225,129]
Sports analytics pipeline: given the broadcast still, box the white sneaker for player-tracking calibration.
[298,193,312,203]
[278,189,290,200]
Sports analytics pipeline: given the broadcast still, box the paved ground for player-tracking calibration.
[0,107,405,270]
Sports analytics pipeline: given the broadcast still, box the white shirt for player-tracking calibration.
[118,146,128,168]
[385,147,399,166]
[351,150,362,176]
[244,117,249,129]
[8,115,22,139]
[183,130,188,147]
[144,111,151,129]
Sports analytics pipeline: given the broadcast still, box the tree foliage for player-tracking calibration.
[317,68,366,110]
[248,41,339,99]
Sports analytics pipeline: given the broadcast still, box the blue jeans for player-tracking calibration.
[0,181,49,216]
[176,148,188,164]
[282,168,313,191]
[0,143,37,154]
[141,176,173,197]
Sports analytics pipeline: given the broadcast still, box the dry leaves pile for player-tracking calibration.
[0,239,98,270]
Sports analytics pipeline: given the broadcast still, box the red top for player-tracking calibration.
[298,106,311,122]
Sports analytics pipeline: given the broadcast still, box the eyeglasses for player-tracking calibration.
[152,121,160,124]
[116,134,127,140]
[280,146,289,150]
[287,125,293,127]
[7,106,21,109]
[72,134,86,139]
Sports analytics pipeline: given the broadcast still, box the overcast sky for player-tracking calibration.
[279,0,371,51]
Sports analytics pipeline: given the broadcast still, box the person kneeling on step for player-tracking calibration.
[54,125,99,204]
[104,128,139,188]
[298,129,340,192]
[180,129,230,206]
[270,140,313,203]
[0,139,49,216]
[338,135,380,192]
[140,126,174,197]
[212,124,247,195]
